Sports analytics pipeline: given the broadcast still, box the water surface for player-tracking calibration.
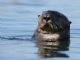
[0,0,80,60]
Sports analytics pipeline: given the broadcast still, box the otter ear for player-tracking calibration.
[38,15,40,17]
[69,21,72,24]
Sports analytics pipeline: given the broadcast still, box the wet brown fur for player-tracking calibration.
[32,10,71,51]
[33,10,71,39]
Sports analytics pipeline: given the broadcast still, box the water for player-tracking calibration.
[0,0,80,60]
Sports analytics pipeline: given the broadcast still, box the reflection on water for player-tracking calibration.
[37,37,70,58]
[39,50,69,58]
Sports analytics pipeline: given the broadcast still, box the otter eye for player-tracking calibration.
[47,17,50,20]
[43,17,46,19]
[43,17,50,20]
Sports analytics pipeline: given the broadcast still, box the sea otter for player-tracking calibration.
[32,10,71,51]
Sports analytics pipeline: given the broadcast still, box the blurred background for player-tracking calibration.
[0,0,80,60]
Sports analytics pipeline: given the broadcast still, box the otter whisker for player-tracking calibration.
[48,23,54,30]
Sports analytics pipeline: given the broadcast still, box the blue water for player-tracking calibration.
[0,0,80,60]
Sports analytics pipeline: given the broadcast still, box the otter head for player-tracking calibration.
[38,10,71,34]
